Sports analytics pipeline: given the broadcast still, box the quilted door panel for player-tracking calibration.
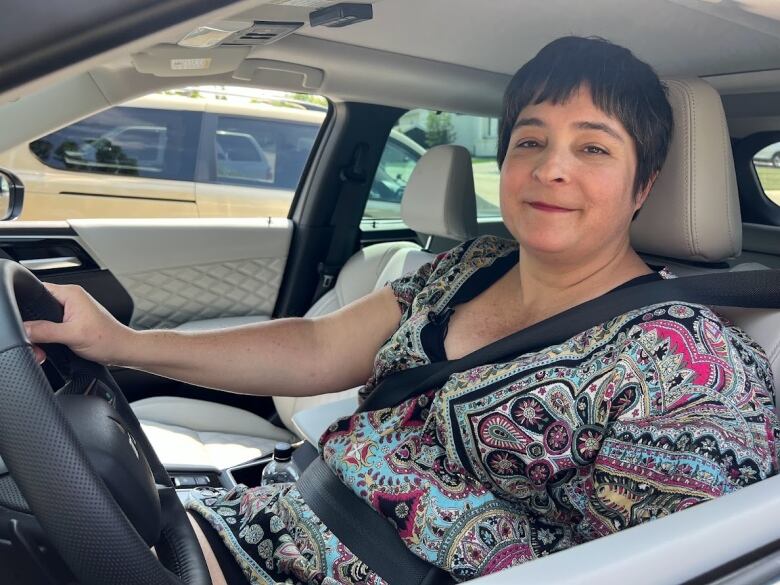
[121,257,286,329]
[70,218,293,329]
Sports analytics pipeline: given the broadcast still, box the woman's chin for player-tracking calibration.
[517,235,578,257]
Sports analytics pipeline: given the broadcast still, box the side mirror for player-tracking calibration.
[0,168,24,220]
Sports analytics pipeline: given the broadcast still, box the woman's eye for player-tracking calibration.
[584,145,608,155]
[516,139,541,149]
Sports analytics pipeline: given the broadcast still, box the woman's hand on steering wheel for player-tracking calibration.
[0,260,213,585]
[23,282,134,365]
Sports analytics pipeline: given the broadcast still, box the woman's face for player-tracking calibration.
[500,86,648,265]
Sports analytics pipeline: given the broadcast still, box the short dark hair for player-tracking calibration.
[497,36,673,197]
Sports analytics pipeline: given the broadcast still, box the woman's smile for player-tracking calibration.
[526,201,576,213]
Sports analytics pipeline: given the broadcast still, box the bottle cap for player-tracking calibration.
[273,442,293,461]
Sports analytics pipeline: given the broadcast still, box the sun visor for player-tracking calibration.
[232,59,324,91]
[132,45,251,77]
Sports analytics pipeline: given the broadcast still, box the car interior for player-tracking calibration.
[1,1,780,584]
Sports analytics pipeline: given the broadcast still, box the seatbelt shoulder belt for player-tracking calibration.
[359,269,780,413]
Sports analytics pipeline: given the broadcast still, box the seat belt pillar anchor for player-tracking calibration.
[317,262,339,291]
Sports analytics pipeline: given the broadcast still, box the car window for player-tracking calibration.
[30,107,200,180]
[365,139,418,220]
[752,140,780,206]
[215,130,273,183]
[362,109,501,229]
[212,114,321,191]
[11,87,328,221]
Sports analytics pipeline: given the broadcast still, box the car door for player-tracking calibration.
[62,217,292,330]
[0,95,305,325]
[0,91,327,410]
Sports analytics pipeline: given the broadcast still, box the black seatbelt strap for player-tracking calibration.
[313,142,370,301]
[297,458,452,585]
[359,268,780,412]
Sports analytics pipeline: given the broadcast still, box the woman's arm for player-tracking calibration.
[577,307,778,539]
[25,283,402,398]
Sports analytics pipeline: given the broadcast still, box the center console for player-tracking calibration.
[169,396,357,501]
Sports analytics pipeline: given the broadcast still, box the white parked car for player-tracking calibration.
[753,142,780,167]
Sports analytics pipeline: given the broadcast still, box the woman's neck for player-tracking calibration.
[513,240,651,320]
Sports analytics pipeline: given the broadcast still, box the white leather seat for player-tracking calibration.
[132,397,296,468]
[631,78,780,401]
[131,144,479,468]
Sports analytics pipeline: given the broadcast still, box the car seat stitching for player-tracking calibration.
[721,100,737,258]
[445,150,458,239]
[668,80,694,259]
[160,524,184,577]
[767,336,780,372]
[684,81,697,259]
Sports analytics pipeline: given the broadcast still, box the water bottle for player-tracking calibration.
[260,442,301,486]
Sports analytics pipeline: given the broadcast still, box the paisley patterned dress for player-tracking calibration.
[187,235,780,584]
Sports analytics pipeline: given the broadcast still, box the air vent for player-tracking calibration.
[224,21,304,46]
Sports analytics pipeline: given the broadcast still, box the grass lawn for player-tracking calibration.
[756,166,780,189]
[755,166,780,205]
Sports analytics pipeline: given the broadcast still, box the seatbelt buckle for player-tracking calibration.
[317,262,340,291]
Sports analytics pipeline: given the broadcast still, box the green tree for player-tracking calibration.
[425,111,456,147]
[289,93,328,108]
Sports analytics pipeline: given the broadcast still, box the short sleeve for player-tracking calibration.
[576,305,779,539]
[387,239,471,319]
[388,261,433,317]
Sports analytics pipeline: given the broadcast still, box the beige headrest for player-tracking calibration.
[631,78,741,262]
[401,145,478,241]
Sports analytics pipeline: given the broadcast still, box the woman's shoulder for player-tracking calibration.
[430,235,518,277]
[614,300,773,383]
[616,299,744,340]
[463,234,519,263]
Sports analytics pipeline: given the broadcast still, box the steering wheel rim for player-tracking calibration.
[0,259,212,585]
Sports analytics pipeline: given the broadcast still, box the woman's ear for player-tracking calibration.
[631,172,658,222]
[634,171,659,211]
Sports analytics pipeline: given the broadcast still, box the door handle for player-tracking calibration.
[19,256,82,272]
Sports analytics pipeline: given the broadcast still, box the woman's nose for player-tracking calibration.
[531,147,570,184]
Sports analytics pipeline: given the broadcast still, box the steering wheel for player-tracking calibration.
[0,260,212,585]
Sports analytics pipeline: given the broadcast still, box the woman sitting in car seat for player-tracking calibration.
[25,36,780,585]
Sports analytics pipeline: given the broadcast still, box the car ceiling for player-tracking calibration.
[245,0,780,78]
[3,0,780,153]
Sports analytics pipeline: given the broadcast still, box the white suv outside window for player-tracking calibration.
[0,88,334,220]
